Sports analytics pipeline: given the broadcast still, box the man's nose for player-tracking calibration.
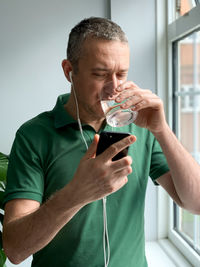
[111,74,120,90]
[102,74,121,98]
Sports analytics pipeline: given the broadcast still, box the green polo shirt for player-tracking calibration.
[4,94,169,267]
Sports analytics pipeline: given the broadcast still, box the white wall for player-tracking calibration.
[0,0,159,266]
[0,0,109,155]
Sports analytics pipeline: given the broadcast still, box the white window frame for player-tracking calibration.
[155,0,170,242]
[156,1,200,266]
[180,84,200,112]
[167,2,200,266]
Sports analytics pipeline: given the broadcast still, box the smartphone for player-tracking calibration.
[96,131,131,161]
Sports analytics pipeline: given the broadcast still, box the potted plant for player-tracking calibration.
[0,152,8,267]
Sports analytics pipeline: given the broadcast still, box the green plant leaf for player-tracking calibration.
[0,232,2,250]
[0,213,4,226]
[0,153,8,183]
[0,233,6,266]
[0,191,5,211]
[0,184,4,191]
[0,153,7,266]
[0,249,6,266]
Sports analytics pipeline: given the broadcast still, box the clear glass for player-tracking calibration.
[178,31,200,160]
[181,209,194,241]
[175,0,196,20]
[100,81,138,127]
[176,208,200,252]
[174,31,200,253]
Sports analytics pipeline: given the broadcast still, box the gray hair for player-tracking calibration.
[67,17,128,72]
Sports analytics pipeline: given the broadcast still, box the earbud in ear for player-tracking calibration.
[69,71,72,83]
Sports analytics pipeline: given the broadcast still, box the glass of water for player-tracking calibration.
[100,81,138,127]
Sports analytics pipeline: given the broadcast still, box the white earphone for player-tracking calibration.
[68,69,110,267]
[69,71,72,83]
[69,71,88,150]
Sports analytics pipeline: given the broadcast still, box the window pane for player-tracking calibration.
[181,209,194,241]
[176,0,197,19]
[177,208,200,251]
[177,31,200,161]
[173,30,200,253]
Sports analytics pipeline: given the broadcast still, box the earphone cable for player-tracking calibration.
[70,72,110,266]
[70,74,88,150]
[103,196,110,267]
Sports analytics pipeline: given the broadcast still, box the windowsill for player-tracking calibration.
[146,239,192,267]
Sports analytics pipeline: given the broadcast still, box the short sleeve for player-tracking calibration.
[149,137,170,185]
[3,130,44,206]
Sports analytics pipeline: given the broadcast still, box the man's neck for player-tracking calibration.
[64,93,105,132]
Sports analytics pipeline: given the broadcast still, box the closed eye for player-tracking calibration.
[117,72,128,78]
[93,73,106,77]
[92,73,107,79]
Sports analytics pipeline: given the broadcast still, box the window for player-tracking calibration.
[170,0,200,22]
[168,2,200,266]
[173,32,200,250]
[176,0,197,18]
[174,32,200,161]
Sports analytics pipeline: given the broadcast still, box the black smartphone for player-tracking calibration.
[96,131,131,161]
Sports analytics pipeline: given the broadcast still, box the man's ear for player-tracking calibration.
[62,59,72,82]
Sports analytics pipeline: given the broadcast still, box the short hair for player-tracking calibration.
[67,17,128,72]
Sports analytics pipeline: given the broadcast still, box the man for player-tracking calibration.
[3,17,200,267]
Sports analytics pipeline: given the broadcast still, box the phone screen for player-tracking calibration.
[96,131,130,161]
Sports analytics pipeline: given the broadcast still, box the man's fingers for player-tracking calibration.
[116,80,138,92]
[83,134,99,159]
[131,97,163,112]
[115,88,154,103]
[101,135,136,161]
[111,156,132,172]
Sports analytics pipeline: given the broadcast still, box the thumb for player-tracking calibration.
[83,134,99,159]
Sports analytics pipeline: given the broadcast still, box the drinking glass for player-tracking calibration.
[100,81,138,127]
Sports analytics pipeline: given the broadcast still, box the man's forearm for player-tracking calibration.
[153,124,200,213]
[3,134,135,264]
[3,181,83,264]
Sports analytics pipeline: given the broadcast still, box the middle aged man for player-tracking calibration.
[3,17,200,267]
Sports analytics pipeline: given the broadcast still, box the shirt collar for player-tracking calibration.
[52,93,77,128]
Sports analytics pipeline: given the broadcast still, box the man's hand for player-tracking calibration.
[70,134,136,205]
[115,81,167,134]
